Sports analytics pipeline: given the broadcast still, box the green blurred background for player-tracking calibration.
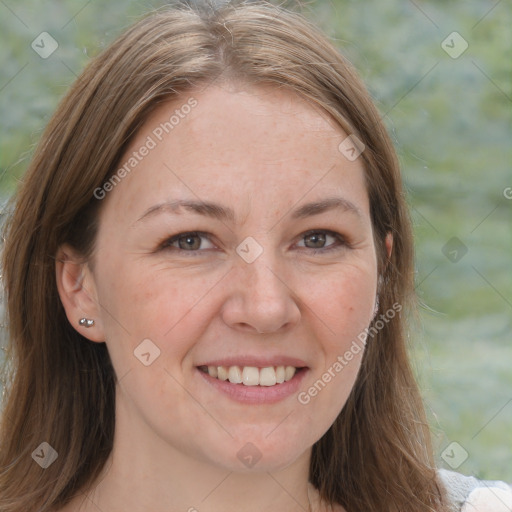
[1,0,511,481]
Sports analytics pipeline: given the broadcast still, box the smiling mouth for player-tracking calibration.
[198,365,305,387]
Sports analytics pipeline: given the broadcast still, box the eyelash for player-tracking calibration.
[158,229,349,256]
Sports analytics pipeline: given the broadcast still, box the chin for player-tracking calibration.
[206,433,312,473]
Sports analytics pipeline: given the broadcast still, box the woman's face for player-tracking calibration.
[83,83,380,472]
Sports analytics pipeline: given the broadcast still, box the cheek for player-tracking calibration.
[295,266,375,412]
[95,258,219,363]
[303,264,376,342]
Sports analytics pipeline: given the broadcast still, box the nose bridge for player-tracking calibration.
[245,254,284,298]
[239,241,288,299]
[231,220,280,285]
[224,238,300,333]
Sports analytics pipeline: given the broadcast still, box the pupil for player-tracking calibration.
[308,233,325,248]
[180,235,199,250]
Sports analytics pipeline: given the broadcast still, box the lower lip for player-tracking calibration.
[196,367,309,404]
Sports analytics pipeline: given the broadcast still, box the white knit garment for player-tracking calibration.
[462,486,512,512]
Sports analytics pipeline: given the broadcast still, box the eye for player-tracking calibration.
[158,229,347,256]
[296,230,346,253]
[159,231,215,252]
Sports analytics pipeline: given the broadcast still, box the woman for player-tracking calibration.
[0,1,510,511]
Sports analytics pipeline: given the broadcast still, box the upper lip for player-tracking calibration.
[196,355,308,368]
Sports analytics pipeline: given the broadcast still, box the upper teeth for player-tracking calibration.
[202,365,298,386]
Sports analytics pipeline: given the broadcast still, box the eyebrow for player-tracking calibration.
[135,196,362,224]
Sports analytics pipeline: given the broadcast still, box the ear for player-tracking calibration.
[377,232,394,296]
[55,243,105,342]
[385,232,393,259]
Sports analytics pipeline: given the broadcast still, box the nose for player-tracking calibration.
[220,252,301,336]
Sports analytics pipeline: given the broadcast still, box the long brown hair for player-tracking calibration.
[0,1,448,510]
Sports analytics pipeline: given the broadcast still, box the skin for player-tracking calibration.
[56,82,392,512]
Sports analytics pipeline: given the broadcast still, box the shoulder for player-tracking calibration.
[438,468,512,512]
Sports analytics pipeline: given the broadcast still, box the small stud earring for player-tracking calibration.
[79,318,95,328]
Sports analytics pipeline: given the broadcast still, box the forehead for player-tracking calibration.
[102,83,369,223]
